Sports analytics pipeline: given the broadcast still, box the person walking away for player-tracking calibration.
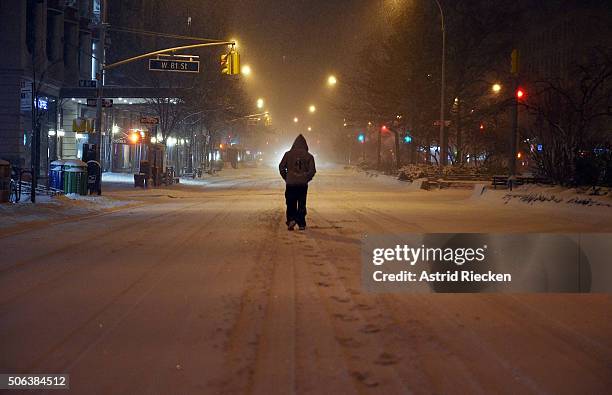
[279,134,316,230]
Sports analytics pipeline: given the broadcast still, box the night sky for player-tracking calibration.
[229,0,390,138]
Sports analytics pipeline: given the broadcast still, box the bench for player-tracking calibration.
[492,175,509,189]
[492,175,544,191]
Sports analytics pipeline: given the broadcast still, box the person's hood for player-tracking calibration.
[291,134,309,151]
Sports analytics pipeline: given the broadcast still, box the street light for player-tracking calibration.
[309,104,316,113]
[492,83,501,93]
[327,75,337,86]
[307,126,312,131]
[256,98,264,109]
[242,64,252,76]
[433,0,446,167]
[293,117,299,123]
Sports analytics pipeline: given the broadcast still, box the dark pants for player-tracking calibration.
[285,184,308,227]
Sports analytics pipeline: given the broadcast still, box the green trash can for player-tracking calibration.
[63,159,88,195]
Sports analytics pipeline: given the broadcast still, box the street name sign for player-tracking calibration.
[86,98,113,108]
[20,80,32,111]
[79,79,97,88]
[149,59,200,73]
[140,116,160,126]
[433,120,452,127]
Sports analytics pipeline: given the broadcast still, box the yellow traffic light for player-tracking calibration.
[511,49,519,75]
[221,53,231,75]
[230,51,240,75]
[221,50,240,75]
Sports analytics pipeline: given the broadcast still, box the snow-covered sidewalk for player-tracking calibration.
[0,193,138,236]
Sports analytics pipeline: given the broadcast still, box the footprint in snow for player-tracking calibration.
[336,336,362,348]
[374,352,400,366]
[333,313,358,322]
[331,295,350,303]
[350,371,379,387]
[360,324,381,334]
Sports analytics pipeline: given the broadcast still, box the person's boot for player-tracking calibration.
[298,224,306,230]
[287,220,296,231]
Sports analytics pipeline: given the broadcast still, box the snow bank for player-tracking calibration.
[102,172,135,184]
[0,193,136,234]
[473,184,612,211]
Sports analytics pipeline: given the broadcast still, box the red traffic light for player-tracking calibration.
[516,88,525,100]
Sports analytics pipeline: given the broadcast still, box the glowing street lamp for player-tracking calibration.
[308,105,316,113]
[293,117,299,123]
[327,75,337,86]
[242,64,252,76]
[307,126,312,131]
[492,83,501,93]
[256,98,264,109]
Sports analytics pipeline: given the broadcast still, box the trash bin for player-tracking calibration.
[63,159,88,195]
[0,159,10,203]
[48,159,65,190]
[139,160,151,178]
[86,160,101,195]
[134,173,146,188]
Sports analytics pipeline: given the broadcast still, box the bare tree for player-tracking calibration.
[525,49,612,186]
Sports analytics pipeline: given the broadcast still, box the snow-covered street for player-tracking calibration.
[1,166,611,394]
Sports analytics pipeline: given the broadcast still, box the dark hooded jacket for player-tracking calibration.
[279,134,316,185]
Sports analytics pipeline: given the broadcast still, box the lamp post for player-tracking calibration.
[433,0,447,167]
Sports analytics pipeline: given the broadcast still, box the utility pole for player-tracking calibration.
[509,49,519,176]
[30,81,38,203]
[377,128,382,170]
[393,129,401,169]
[362,139,366,162]
[94,0,107,163]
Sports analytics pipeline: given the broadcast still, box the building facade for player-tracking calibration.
[0,0,100,173]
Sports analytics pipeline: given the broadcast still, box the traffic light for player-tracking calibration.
[221,53,231,75]
[221,50,240,75]
[511,49,519,75]
[516,88,525,100]
[403,130,412,143]
[357,133,365,143]
[231,50,240,75]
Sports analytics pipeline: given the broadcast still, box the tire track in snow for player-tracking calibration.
[22,200,231,374]
[0,201,205,309]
